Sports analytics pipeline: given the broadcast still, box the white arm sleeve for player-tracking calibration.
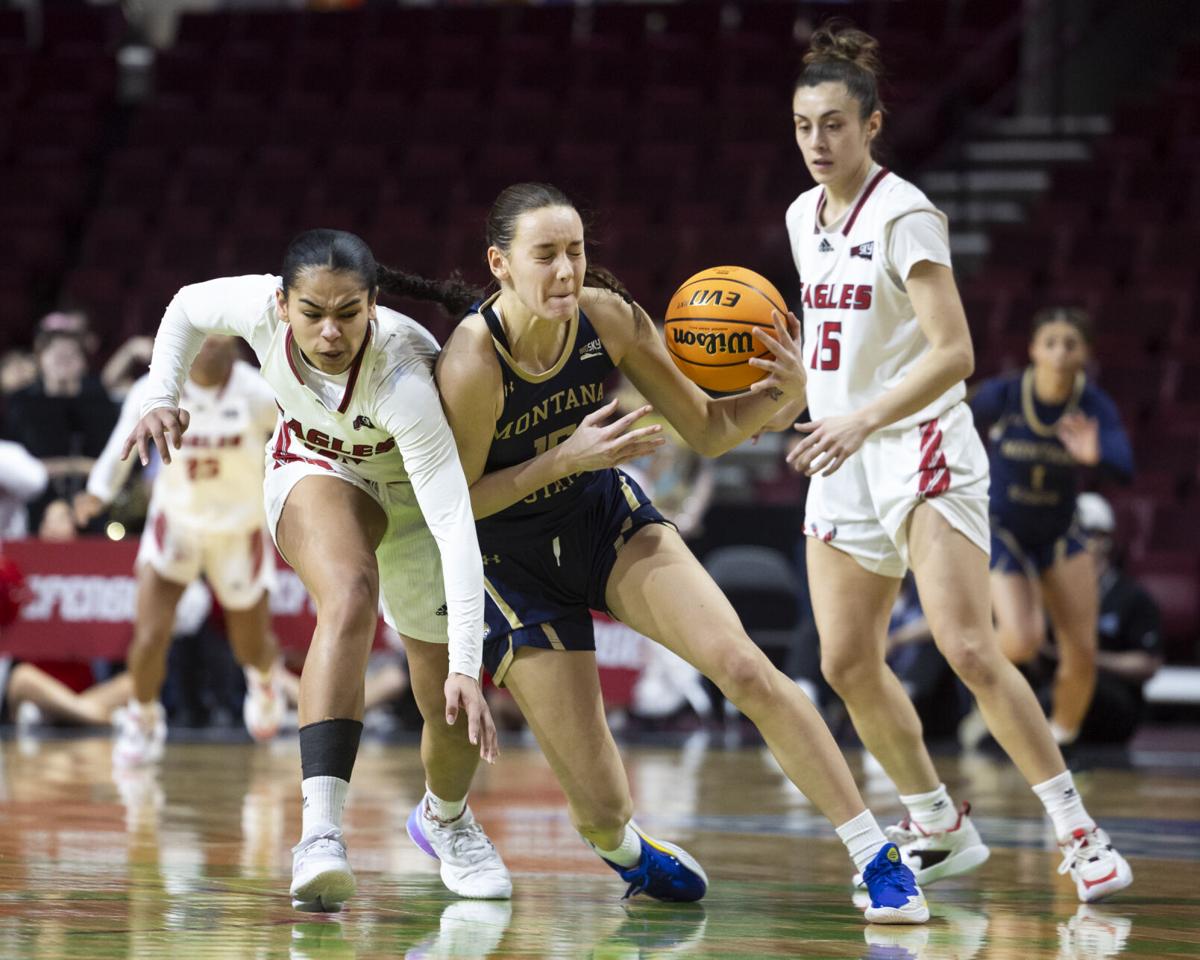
[87,376,147,503]
[0,441,48,502]
[377,368,485,678]
[142,276,278,417]
[885,209,952,283]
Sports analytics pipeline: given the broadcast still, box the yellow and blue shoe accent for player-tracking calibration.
[861,842,929,924]
[601,830,708,902]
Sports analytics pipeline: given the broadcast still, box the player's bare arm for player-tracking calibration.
[593,292,791,457]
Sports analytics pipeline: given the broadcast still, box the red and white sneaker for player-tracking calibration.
[112,700,166,767]
[243,664,285,742]
[864,802,991,886]
[1057,827,1133,903]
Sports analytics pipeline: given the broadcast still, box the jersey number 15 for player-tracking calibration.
[810,321,842,371]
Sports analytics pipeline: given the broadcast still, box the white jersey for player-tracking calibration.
[88,363,277,534]
[140,274,484,677]
[786,164,964,430]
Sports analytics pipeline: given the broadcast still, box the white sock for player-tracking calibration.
[424,786,466,824]
[836,809,888,873]
[899,783,959,833]
[1032,770,1093,841]
[1049,721,1078,746]
[301,776,348,837]
[587,821,643,868]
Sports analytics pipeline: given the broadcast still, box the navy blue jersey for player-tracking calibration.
[476,294,615,546]
[972,369,1133,544]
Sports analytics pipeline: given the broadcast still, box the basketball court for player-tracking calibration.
[1,731,1196,959]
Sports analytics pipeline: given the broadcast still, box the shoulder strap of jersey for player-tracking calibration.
[478,294,511,354]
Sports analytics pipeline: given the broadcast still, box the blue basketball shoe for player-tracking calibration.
[601,829,708,902]
[861,843,929,924]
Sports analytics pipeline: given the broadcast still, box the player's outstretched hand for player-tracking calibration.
[1057,411,1101,466]
[748,310,807,401]
[120,407,191,466]
[444,672,499,764]
[558,398,665,473]
[787,414,872,477]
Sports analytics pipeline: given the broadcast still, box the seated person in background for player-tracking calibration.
[2,328,117,533]
[1053,494,1163,746]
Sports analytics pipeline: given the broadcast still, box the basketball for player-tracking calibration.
[663,265,787,393]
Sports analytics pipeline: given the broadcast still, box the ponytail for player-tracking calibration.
[376,264,484,318]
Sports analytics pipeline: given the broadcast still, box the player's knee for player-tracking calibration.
[820,646,879,697]
[942,631,1001,689]
[315,571,378,638]
[713,644,776,711]
[999,622,1043,664]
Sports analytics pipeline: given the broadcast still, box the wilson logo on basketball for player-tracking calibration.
[671,327,754,356]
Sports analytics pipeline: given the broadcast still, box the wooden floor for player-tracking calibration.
[0,732,1197,959]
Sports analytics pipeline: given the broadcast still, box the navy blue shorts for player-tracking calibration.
[480,469,668,686]
[990,522,1087,576]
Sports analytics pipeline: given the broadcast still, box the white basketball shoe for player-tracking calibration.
[291,827,356,912]
[1058,826,1133,903]
[406,799,512,899]
[880,802,991,885]
[112,700,167,767]
[243,664,285,741]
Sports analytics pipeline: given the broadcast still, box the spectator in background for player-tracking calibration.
[36,310,155,401]
[0,351,36,396]
[2,329,117,534]
[1058,494,1163,745]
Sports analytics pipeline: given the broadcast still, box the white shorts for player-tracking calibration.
[137,507,275,610]
[264,457,448,644]
[804,401,990,578]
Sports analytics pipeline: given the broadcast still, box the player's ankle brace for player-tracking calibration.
[299,718,363,783]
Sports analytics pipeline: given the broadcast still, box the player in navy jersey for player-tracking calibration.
[409,182,929,922]
[972,307,1133,746]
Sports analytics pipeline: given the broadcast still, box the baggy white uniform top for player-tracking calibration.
[786,165,990,577]
[140,275,484,676]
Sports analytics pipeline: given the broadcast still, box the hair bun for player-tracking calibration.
[803,19,883,78]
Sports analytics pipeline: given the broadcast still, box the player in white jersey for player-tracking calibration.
[121,229,504,913]
[751,21,1131,904]
[80,335,284,764]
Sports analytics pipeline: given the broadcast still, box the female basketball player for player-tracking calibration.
[972,308,1133,745]
[751,21,1132,902]
[81,335,285,765]
[121,230,507,913]
[401,182,929,923]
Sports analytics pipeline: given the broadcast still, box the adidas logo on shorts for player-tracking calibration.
[434,603,447,616]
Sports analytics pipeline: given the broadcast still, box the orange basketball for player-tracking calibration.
[663,265,787,393]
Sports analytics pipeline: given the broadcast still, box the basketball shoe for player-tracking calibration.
[406,799,512,899]
[291,827,356,912]
[1057,826,1133,903]
[601,829,708,902]
[860,843,929,924]
[112,700,167,767]
[243,663,285,741]
[878,802,991,885]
